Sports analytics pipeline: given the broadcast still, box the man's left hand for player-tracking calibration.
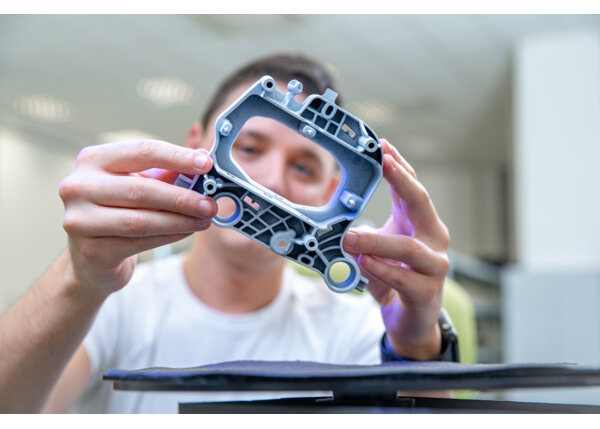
[343,139,450,361]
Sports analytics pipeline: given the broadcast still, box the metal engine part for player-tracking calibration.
[174,75,383,293]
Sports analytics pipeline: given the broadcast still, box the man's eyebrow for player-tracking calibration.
[236,130,270,142]
[297,148,324,165]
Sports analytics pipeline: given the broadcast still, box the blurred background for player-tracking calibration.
[1,14,599,404]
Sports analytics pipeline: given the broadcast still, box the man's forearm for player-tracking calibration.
[0,249,110,413]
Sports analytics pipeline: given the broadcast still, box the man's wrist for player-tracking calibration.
[59,249,113,305]
[384,323,442,361]
[381,310,460,362]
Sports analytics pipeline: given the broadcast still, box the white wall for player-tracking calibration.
[514,31,600,270]
[0,126,76,312]
[503,30,600,405]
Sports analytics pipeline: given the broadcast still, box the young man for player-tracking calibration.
[0,54,450,413]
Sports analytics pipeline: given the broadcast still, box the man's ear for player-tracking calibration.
[185,122,204,149]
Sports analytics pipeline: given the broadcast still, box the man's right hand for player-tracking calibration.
[58,139,217,295]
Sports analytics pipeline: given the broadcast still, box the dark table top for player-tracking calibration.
[104,360,600,395]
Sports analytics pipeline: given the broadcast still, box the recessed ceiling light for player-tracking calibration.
[98,129,159,145]
[137,76,196,108]
[12,95,73,123]
[347,99,397,127]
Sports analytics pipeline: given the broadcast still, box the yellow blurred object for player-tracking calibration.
[290,261,478,364]
[290,261,479,399]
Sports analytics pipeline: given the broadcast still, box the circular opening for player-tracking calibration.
[305,238,317,250]
[265,80,274,88]
[278,240,286,248]
[214,195,241,224]
[204,182,216,194]
[328,261,352,284]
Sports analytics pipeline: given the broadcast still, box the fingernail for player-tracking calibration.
[194,152,209,170]
[198,199,214,217]
[360,254,372,268]
[344,231,358,250]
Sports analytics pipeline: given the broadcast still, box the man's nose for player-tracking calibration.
[253,152,287,199]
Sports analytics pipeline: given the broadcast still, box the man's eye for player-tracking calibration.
[235,145,259,156]
[292,162,315,177]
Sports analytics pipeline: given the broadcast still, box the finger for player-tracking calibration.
[342,249,392,306]
[343,230,448,276]
[359,254,437,305]
[137,168,187,185]
[77,140,212,175]
[63,205,212,238]
[383,154,444,240]
[381,139,416,179]
[91,233,195,262]
[86,175,217,218]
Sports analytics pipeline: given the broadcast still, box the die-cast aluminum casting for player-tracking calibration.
[174,75,383,293]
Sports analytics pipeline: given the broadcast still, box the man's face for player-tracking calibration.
[230,115,340,207]
[196,82,340,256]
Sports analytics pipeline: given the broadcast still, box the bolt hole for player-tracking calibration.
[306,239,317,250]
[262,79,276,92]
[215,196,238,222]
[329,261,352,284]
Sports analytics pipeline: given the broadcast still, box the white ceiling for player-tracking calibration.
[1,14,599,165]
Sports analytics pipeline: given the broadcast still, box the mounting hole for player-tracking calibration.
[262,78,276,92]
[204,180,217,195]
[365,139,378,152]
[325,258,359,292]
[329,261,352,284]
[323,104,335,118]
[213,194,242,225]
[305,237,318,251]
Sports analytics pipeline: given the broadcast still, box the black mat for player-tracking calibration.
[104,360,600,396]
[178,396,600,414]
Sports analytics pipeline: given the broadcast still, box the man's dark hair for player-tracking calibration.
[200,53,342,130]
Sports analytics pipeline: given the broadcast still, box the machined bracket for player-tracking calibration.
[174,75,383,293]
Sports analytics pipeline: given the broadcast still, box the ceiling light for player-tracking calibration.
[12,95,73,123]
[98,129,159,144]
[137,76,196,108]
[347,99,397,127]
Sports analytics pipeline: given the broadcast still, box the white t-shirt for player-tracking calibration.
[76,253,385,413]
